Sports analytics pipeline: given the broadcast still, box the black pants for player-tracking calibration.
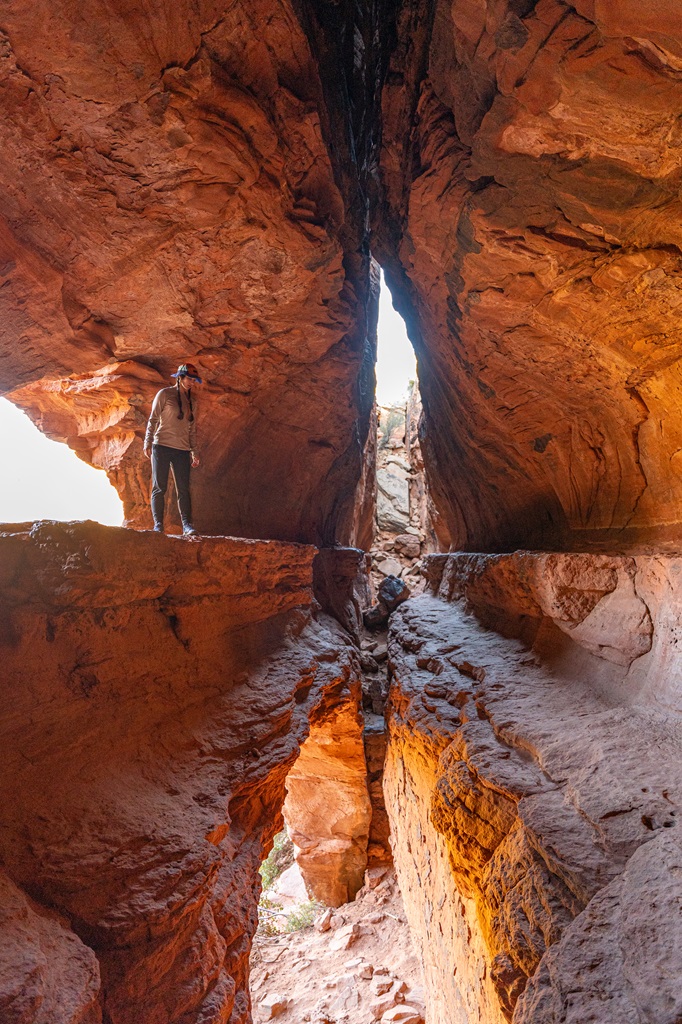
[151,444,192,526]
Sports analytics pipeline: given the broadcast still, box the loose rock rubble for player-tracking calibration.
[251,870,425,1024]
[370,396,439,602]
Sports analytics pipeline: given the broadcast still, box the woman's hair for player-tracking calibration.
[176,380,194,422]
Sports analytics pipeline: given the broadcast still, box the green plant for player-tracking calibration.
[284,899,322,933]
[257,894,286,937]
[259,829,294,892]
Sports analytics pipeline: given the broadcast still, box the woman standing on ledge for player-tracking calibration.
[144,363,203,535]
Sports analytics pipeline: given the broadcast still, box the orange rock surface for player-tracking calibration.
[376,0,682,551]
[385,551,682,1023]
[0,523,366,1023]
[0,0,376,545]
[284,702,372,907]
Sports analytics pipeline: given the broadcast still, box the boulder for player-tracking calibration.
[378,576,411,612]
[381,1007,424,1024]
[260,993,291,1019]
[394,534,421,559]
[363,602,390,630]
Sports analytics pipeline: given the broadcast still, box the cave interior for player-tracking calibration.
[1,2,682,1023]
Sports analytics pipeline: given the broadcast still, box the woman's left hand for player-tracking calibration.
[191,453,200,468]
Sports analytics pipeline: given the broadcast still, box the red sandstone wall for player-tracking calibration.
[375,0,682,551]
[0,0,377,545]
[0,523,365,1023]
[384,551,682,1024]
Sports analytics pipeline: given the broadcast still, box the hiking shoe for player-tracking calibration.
[153,523,164,533]
[182,523,197,536]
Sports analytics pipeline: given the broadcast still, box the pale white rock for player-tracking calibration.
[315,908,333,933]
[330,974,360,1014]
[329,922,360,951]
[343,957,365,969]
[273,862,308,901]
[260,993,291,1019]
[376,557,403,578]
[381,1006,424,1024]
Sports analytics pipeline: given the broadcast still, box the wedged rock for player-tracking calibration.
[394,534,421,559]
[364,601,390,630]
[384,552,682,1024]
[0,522,365,1023]
[378,575,411,612]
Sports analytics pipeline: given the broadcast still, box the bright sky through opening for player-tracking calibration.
[376,269,417,407]
[0,398,124,526]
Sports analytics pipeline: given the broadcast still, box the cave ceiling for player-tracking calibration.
[2,0,682,551]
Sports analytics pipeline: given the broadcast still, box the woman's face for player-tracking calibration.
[179,375,201,391]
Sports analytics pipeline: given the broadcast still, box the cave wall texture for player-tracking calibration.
[0,0,379,545]
[374,0,682,551]
[0,523,367,1023]
[5,0,682,553]
[2,2,682,1024]
[386,553,682,1024]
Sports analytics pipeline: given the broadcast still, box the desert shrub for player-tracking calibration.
[259,829,294,892]
[284,899,322,933]
[257,894,286,937]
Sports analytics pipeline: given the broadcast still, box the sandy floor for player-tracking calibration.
[250,867,425,1024]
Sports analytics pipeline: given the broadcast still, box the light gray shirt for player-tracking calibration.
[144,387,197,452]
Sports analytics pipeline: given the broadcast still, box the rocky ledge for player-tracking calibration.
[0,522,367,1024]
[385,551,682,1024]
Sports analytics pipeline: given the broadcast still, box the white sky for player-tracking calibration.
[0,398,124,526]
[375,270,417,406]
[0,270,415,526]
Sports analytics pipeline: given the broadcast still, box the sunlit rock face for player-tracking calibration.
[0,0,377,545]
[0,523,364,1024]
[376,0,682,551]
[384,553,682,1024]
[284,701,372,906]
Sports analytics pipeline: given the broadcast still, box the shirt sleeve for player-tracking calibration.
[144,390,165,449]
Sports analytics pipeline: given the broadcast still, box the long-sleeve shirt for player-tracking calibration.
[144,387,197,452]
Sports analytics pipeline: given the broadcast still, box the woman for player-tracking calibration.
[143,363,203,535]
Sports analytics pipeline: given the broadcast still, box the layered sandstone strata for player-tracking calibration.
[376,0,682,551]
[0,0,376,545]
[385,552,682,1024]
[0,522,366,1024]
